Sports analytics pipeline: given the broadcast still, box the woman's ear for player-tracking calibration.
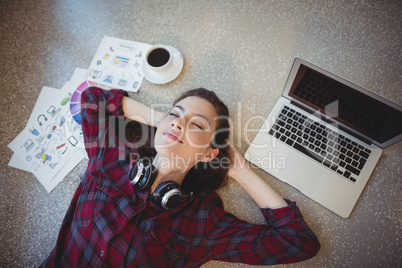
[201,148,219,162]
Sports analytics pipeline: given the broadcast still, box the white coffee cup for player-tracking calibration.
[142,44,184,84]
[145,45,178,73]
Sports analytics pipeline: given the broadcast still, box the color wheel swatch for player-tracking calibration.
[69,81,100,124]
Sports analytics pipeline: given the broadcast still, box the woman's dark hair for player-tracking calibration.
[173,88,230,194]
[125,88,230,194]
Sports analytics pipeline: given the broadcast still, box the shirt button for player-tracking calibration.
[100,250,104,257]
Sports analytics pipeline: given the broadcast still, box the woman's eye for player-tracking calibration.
[169,112,179,117]
[193,122,204,130]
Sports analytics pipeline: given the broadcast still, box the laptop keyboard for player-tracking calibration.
[268,105,372,183]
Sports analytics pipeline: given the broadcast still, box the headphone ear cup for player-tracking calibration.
[152,181,194,210]
[129,160,156,191]
[138,162,156,191]
[152,181,183,210]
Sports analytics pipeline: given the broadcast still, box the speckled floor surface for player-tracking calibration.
[1,0,401,267]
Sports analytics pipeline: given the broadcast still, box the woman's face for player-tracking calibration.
[155,96,219,168]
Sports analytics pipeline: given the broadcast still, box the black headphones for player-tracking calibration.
[129,159,193,210]
[37,114,48,126]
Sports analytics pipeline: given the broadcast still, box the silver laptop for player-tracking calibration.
[245,58,402,218]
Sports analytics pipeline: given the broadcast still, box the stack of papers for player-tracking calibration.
[8,37,152,192]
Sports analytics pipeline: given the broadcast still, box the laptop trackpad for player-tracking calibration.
[279,153,323,194]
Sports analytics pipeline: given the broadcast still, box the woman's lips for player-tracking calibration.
[163,131,183,143]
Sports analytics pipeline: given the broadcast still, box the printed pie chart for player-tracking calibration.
[69,81,100,124]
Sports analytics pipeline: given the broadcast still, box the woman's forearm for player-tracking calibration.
[122,96,167,127]
[233,167,288,209]
[228,144,288,209]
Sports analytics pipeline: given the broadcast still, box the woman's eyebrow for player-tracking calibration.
[174,105,212,127]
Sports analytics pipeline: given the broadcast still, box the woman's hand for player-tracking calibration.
[122,96,167,127]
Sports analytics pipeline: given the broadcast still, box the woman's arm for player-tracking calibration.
[227,143,288,209]
[209,144,320,265]
[203,192,320,265]
[81,87,129,159]
[122,96,167,127]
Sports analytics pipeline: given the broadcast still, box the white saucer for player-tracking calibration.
[142,47,184,84]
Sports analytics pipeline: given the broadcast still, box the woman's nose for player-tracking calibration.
[171,118,183,130]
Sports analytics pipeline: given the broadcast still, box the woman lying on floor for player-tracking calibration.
[41,86,320,267]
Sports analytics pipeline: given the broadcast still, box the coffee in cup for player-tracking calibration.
[145,45,175,73]
[147,47,170,67]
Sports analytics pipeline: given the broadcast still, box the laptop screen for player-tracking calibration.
[288,64,402,146]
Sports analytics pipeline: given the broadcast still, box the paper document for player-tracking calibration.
[86,36,151,92]
[8,68,91,192]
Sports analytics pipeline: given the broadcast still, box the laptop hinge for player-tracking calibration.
[290,100,372,145]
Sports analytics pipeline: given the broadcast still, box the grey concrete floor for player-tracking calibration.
[1,0,401,267]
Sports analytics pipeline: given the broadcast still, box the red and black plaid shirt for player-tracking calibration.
[41,87,320,267]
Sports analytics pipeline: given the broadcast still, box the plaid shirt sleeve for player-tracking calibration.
[80,86,129,159]
[203,193,320,265]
